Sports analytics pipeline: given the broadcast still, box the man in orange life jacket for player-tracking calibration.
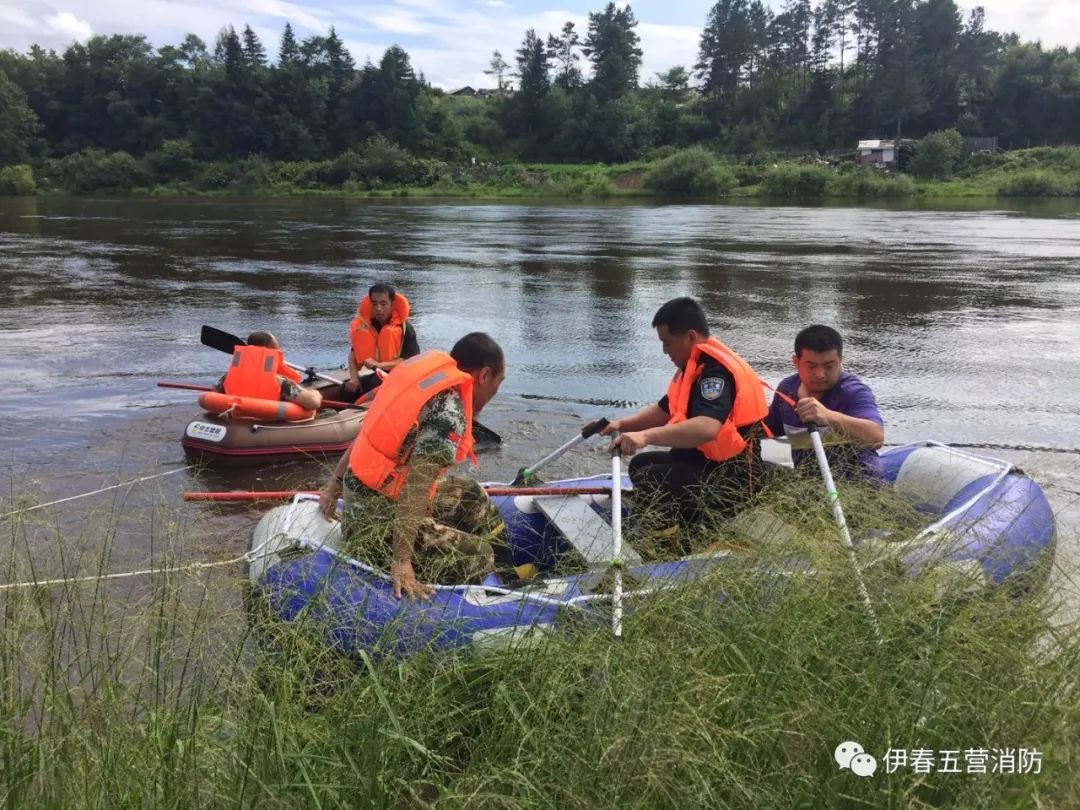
[320,333,506,600]
[214,331,323,411]
[589,297,769,541]
[342,282,420,399]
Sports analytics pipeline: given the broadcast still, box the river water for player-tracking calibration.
[1,196,1079,611]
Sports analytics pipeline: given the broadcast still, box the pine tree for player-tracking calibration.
[242,25,266,68]
[484,51,510,95]
[696,0,752,123]
[582,2,643,104]
[546,22,581,89]
[514,29,551,137]
[278,22,299,67]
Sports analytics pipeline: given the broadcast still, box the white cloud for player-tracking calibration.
[45,11,93,43]
[242,0,328,32]
[0,4,35,29]
[973,0,1080,48]
[370,11,430,35]
[638,21,700,80]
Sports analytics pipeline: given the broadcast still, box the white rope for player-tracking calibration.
[0,533,279,592]
[0,466,192,520]
[0,556,245,591]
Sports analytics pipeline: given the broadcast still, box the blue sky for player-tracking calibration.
[1,1,1076,90]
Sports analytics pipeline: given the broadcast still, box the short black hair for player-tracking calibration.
[246,331,278,348]
[451,332,504,374]
[369,282,396,301]
[651,297,710,337]
[794,325,843,357]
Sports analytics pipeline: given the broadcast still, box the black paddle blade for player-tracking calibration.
[473,419,502,452]
[200,325,246,354]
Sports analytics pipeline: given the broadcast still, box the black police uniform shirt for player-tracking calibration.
[656,356,736,464]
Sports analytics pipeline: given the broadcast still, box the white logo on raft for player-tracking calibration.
[185,421,228,443]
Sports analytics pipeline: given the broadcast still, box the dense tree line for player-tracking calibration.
[0,0,1077,175]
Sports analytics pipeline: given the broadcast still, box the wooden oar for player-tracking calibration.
[200,324,503,447]
[158,381,375,410]
[183,485,615,502]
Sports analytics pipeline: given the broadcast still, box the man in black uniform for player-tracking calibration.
[587,297,768,538]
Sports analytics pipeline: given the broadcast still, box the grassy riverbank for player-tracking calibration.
[4,144,1080,202]
[2,471,1077,807]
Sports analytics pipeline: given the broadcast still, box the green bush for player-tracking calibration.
[645,144,680,162]
[828,168,915,198]
[556,167,615,197]
[190,162,238,191]
[644,146,736,197]
[0,164,35,195]
[733,162,766,187]
[352,135,424,188]
[761,163,830,197]
[909,129,963,179]
[997,170,1078,197]
[232,157,275,194]
[39,149,149,193]
[144,139,196,181]
[1012,146,1080,172]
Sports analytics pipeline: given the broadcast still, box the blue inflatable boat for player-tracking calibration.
[247,441,1056,658]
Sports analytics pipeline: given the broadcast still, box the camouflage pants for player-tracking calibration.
[342,475,505,585]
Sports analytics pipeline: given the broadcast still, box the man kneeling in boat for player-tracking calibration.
[214,331,323,411]
[319,333,507,600]
[589,297,769,550]
[342,282,420,400]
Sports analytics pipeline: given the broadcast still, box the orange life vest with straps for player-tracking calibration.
[222,345,301,400]
[348,350,476,501]
[350,293,411,365]
[666,337,769,462]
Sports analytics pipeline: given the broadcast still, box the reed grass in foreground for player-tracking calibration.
[1,475,1078,809]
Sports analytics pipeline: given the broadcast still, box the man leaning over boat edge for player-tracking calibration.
[319,333,506,600]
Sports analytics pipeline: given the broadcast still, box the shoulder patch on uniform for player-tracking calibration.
[700,377,725,401]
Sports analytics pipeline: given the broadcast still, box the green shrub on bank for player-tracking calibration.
[997,169,1080,197]
[761,163,830,197]
[552,166,616,197]
[828,168,915,198]
[145,139,196,182]
[40,149,150,193]
[0,164,35,195]
[909,129,963,179]
[733,162,767,187]
[644,147,736,197]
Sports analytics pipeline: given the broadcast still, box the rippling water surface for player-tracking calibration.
[2,196,1079,603]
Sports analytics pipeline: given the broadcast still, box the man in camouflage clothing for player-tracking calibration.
[214,331,323,411]
[320,333,506,599]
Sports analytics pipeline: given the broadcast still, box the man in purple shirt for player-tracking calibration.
[764,325,885,480]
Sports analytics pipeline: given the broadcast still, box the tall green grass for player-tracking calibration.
[1,471,1077,807]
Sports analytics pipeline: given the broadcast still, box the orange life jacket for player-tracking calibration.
[348,350,475,501]
[666,337,769,462]
[350,293,411,365]
[222,345,301,400]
